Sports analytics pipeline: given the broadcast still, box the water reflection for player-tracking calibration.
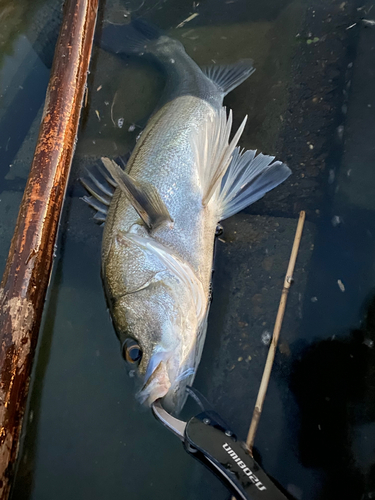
[290,290,375,500]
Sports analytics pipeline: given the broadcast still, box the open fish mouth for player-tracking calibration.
[137,359,171,406]
[160,367,197,414]
[137,352,196,411]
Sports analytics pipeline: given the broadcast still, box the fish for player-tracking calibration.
[82,20,291,414]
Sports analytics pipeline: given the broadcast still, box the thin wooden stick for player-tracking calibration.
[0,1,98,497]
[230,211,305,500]
[246,210,306,452]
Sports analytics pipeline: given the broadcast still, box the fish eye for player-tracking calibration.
[122,338,143,364]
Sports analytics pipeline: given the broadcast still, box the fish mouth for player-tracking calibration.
[160,367,195,415]
[137,360,171,406]
[137,352,196,412]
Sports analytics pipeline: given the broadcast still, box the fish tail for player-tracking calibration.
[99,19,223,107]
[131,19,164,43]
[99,19,175,58]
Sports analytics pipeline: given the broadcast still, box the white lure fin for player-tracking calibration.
[123,231,206,322]
[216,147,291,221]
[102,157,173,231]
[203,59,255,96]
[193,107,247,206]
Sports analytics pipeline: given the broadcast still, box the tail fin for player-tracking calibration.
[99,19,165,56]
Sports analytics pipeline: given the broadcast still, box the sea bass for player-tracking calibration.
[82,20,291,414]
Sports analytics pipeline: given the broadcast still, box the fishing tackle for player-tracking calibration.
[152,388,290,500]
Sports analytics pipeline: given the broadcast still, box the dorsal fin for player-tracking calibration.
[192,106,291,220]
[192,107,247,206]
[216,147,291,221]
[203,59,255,96]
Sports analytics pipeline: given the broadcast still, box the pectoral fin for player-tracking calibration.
[101,157,173,231]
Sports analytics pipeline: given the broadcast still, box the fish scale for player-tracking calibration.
[82,20,291,414]
[104,96,218,289]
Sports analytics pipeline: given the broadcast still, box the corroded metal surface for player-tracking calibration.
[0,0,98,496]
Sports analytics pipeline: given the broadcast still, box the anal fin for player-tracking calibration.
[101,157,173,231]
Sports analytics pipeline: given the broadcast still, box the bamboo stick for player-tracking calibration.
[0,1,98,497]
[246,211,306,451]
[231,211,305,500]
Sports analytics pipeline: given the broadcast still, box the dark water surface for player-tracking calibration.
[0,0,374,499]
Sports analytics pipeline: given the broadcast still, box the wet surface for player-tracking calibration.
[0,0,373,499]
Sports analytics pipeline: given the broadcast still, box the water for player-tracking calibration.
[0,0,374,498]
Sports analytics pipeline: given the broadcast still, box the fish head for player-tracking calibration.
[114,277,204,414]
[108,230,207,415]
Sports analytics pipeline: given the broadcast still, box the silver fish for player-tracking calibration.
[83,20,291,414]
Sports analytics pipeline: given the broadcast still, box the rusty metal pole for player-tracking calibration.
[0,0,99,496]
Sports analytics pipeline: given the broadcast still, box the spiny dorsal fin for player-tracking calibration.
[101,157,173,231]
[192,107,247,206]
[203,59,255,96]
